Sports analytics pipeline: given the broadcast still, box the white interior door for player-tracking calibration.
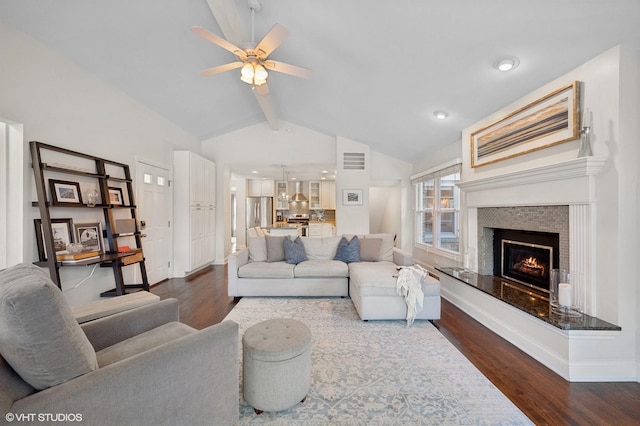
[136,160,171,285]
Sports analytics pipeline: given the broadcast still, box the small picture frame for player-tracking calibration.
[343,189,363,206]
[49,179,83,206]
[34,218,74,261]
[74,222,104,253]
[108,187,125,206]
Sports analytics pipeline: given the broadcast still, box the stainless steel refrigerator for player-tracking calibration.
[246,197,273,229]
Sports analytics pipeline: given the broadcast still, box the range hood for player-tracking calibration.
[289,181,307,202]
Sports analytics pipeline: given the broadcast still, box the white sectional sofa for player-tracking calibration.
[228,233,441,321]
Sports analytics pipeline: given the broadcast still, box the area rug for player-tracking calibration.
[224,297,532,425]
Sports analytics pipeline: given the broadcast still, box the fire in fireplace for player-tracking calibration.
[493,229,560,292]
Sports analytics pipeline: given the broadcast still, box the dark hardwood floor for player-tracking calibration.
[151,265,640,425]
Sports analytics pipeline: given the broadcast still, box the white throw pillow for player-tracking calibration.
[364,234,395,262]
[248,236,267,262]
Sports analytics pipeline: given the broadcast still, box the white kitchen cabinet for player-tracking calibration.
[309,181,321,209]
[320,180,336,210]
[173,151,216,277]
[275,181,288,209]
[248,179,275,197]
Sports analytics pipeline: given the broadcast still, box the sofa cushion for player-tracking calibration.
[359,238,382,262]
[284,236,307,264]
[334,236,360,263]
[294,260,349,278]
[248,236,267,262]
[266,235,286,262]
[364,233,395,262]
[238,262,295,279]
[349,262,440,297]
[302,236,341,260]
[0,264,98,390]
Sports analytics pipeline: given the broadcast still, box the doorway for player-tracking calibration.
[369,182,402,241]
[136,159,171,285]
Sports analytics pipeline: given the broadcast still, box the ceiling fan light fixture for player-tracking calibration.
[253,63,268,85]
[240,63,255,84]
[240,61,268,86]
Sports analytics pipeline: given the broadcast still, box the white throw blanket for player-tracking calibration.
[396,265,427,326]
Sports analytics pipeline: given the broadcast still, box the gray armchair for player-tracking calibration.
[0,264,239,426]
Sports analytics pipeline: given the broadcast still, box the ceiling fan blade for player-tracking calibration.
[255,23,290,59]
[191,26,247,61]
[253,84,278,130]
[200,62,244,77]
[264,60,313,79]
[205,0,248,46]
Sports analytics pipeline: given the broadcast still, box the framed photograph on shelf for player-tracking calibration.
[74,222,104,253]
[470,81,580,168]
[342,189,363,206]
[34,218,74,261]
[49,179,84,206]
[108,187,125,206]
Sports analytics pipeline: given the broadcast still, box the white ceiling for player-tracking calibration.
[1,0,639,173]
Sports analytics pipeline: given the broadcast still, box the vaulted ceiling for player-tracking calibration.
[1,0,639,165]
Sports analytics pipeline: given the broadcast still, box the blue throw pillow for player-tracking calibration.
[334,236,361,263]
[284,236,308,264]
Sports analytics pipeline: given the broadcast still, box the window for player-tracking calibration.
[413,162,461,254]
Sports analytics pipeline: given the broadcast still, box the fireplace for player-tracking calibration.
[493,229,560,292]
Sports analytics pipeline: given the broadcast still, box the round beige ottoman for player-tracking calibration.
[242,318,312,414]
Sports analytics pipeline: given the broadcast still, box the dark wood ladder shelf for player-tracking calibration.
[30,141,149,296]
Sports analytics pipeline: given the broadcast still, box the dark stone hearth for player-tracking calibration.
[436,267,620,331]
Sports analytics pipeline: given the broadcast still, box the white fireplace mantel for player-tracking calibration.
[445,155,619,381]
[459,156,607,207]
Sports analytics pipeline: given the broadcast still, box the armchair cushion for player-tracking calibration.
[0,264,97,390]
[97,322,195,367]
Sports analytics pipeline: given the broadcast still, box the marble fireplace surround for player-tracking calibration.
[442,156,623,381]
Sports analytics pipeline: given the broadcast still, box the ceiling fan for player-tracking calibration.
[192,0,312,96]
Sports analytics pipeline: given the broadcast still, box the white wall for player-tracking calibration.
[335,137,370,235]
[0,22,199,305]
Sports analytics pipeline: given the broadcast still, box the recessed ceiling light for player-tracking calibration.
[251,170,259,174]
[433,111,449,120]
[495,56,520,72]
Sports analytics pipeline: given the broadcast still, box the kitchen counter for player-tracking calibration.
[266,223,304,237]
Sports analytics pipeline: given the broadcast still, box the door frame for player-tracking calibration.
[135,156,173,279]
[0,119,24,270]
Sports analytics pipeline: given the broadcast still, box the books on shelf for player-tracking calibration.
[56,250,100,263]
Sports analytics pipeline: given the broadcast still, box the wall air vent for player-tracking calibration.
[343,152,366,170]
